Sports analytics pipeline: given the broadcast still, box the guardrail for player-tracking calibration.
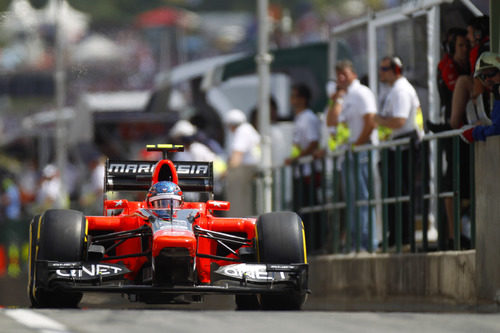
[257,130,475,254]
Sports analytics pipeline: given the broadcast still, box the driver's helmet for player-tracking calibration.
[146,181,183,210]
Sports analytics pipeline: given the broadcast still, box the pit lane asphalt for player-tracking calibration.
[2,307,500,333]
[1,295,500,333]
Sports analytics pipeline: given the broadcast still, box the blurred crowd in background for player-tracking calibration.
[0,0,414,224]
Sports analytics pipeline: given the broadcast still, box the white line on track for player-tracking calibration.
[5,309,72,333]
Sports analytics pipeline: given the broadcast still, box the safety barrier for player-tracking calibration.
[262,130,475,254]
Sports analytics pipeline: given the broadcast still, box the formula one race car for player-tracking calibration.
[28,145,308,310]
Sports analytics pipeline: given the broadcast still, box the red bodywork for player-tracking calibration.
[88,158,257,285]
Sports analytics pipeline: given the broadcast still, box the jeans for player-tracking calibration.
[342,150,377,251]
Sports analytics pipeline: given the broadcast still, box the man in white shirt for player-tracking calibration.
[376,56,422,140]
[375,56,422,249]
[285,84,322,169]
[327,60,378,252]
[224,109,261,216]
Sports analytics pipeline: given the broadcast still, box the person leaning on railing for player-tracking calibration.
[461,52,500,143]
[326,60,378,252]
[374,56,423,250]
[428,27,472,250]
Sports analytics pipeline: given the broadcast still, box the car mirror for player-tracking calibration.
[206,200,230,211]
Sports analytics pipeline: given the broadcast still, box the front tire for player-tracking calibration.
[256,211,307,310]
[29,209,87,308]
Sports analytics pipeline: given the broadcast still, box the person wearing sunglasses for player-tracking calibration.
[461,52,500,143]
[375,56,422,251]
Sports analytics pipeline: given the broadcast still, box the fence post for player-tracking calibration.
[382,148,389,252]
[395,145,402,253]
[320,157,328,250]
[354,151,360,252]
[421,140,429,251]
[409,138,416,253]
[332,154,341,254]
[436,138,445,250]
[452,136,461,250]
[344,149,352,253]
[309,159,316,250]
[469,144,475,248]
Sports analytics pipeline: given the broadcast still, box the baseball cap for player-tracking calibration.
[170,120,196,138]
[224,109,246,125]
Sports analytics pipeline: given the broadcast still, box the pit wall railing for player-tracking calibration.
[256,129,474,254]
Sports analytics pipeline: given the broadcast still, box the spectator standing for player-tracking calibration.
[285,84,322,246]
[224,110,261,168]
[285,84,322,168]
[35,164,68,212]
[429,28,472,249]
[446,18,489,249]
[326,60,378,251]
[432,27,470,130]
[224,109,261,216]
[375,56,423,250]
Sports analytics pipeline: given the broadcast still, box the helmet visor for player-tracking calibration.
[151,198,182,209]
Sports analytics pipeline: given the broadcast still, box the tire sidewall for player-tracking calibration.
[31,209,86,308]
[256,211,307,310]
[37,209,87,262]
[256,211,306,264]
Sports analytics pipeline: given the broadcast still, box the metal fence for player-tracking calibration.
[258,130,475,254]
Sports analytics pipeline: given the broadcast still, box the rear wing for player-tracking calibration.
[105,160,214,193]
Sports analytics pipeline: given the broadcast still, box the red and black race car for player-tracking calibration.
[28,144,308,310]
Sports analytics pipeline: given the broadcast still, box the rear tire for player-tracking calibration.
[29,209,87,308]
[256,212,307,310]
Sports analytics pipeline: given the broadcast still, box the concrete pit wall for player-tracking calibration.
[308,251,476,307]
[475,136,500,302]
